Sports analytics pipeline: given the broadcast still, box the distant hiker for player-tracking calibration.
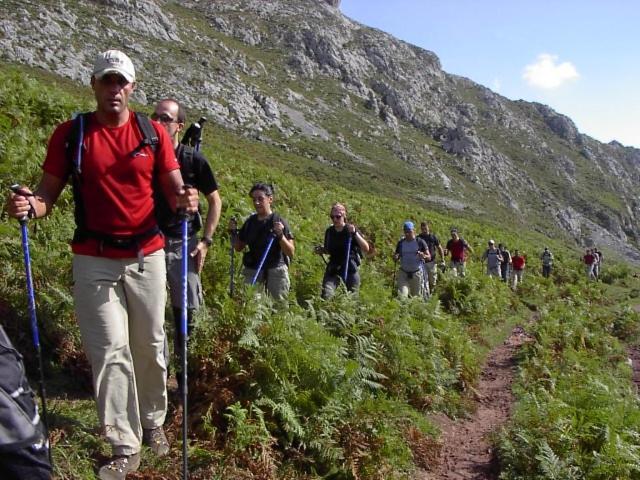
[481,240,503,278]
[592,247,602,279]
[444,228,473,277]
[583,248,597,281]
[541,247,554,278]
[230,183,295,300]
[315,203,370,299]
[7,50,199,479]
[511,249,526,291]
[181,116,207,150]
[498,243,512,282]
[0,326,51,479]
[393,221,430,298]
[153,99,222,388]
[418,221,445,291]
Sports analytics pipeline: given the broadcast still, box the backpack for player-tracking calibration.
[0,326,45,452]
[241,213,291,268]
[65,112,161,253]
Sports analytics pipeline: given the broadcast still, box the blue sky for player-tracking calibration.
[341,1,640,148]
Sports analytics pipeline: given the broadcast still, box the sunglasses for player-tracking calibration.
[151,113,178,124]
[330,214,343,220]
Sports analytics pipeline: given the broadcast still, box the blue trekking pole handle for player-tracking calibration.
[343,232,352,283]
[251,234,276,286]
[179,211,189,479]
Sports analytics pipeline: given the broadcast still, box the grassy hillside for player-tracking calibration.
[2,65,640,479]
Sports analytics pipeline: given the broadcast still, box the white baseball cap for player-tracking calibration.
[92,50,136,83]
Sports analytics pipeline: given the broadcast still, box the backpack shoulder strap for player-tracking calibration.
[66,112,92,176]
[134,112,158,152]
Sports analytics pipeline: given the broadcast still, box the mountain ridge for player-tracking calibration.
[2,0,639,261]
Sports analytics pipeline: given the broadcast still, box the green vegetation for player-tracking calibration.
[2,65,640,479]
[498,275,640,479]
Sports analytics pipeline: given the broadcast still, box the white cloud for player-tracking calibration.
[492,78,502,92]
[523,54,579,89]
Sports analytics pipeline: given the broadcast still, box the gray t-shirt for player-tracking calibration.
[396,238,428,272]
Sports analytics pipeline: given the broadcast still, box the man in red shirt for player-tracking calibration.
[583,248,596,281]
[7,50,198,479]
[511,249,526,291]
[444,228,474,277]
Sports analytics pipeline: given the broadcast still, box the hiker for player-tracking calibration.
[181,116,206,150]
[152,99,222,387]
[511,249,526,291]
[498,243,512,282]
[418,221,445,291]
[0,325,52,480]
[229,183,295,300]
[6,50,198,479]
[583,248,597,281]
[393,221,430,298]
[592,247,602,279]
[444,228,473,277]
[481,240,503,278]
[315,203,370,299]
[541,247,553,278]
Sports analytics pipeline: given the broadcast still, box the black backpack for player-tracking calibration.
[0,326,45,452]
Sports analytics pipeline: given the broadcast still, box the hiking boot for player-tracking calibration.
[143,426,170,456]
[98,452,140,480]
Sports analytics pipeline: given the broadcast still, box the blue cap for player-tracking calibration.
[403,221,414,231]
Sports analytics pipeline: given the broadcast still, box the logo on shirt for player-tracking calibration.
[133,151,149,158]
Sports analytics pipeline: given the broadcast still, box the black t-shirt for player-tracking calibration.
[156,145,218,238]
[324,226,362,268]
[417,232,440,260]
[239,213,293,269]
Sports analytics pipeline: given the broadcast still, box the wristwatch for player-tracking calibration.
[201,236,213,247]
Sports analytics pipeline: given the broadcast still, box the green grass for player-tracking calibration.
[2,64,640,479]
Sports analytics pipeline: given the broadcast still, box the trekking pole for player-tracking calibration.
[10,185,52,464]
[343,231,352,284]
[229,227,236,298]
[179,207,189,479]
[251,234,276,286]
[391,256,398,298]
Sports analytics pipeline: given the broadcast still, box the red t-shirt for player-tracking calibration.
[512,255,526,270]
[446,238,468,262]
[583,254,595,265]
[42,112,179,258]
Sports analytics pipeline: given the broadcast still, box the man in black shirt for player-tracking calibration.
[152,99,222,378]
[418,221,444,291]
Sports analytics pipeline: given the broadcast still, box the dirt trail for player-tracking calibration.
[416,326,531,480]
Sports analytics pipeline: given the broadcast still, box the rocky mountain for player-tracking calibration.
[2,0,639,260]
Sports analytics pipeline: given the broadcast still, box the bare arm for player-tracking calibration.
[273,221,295,258]
[158,169,198,213]
[7,172,66,219]
[347,224,370,254]
[190,189,222,272]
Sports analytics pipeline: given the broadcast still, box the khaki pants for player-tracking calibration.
[165,236,203,310]
[242,264,290,300]
[73,252,167,456]
[424,260,438,289]
[450,260,466,277]
[396,268,424,298]
[511,269,524,290]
